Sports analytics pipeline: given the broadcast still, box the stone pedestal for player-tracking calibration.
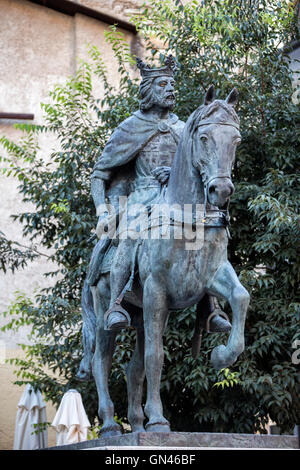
[48,431,299,450]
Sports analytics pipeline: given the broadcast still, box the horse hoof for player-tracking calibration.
[101,426,123,438]
[131,426,146,433]
[145,423,170,433]
[211,344,228,369]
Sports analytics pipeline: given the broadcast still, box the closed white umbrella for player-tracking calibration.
[51,389,90,446]
[13,384,48,450]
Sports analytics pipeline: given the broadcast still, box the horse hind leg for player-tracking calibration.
[126,324,146,432]
[92,277,122,437]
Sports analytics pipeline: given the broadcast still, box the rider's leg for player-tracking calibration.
[86,237,111,286]
[109,238,135,305]
[104,238,136,331]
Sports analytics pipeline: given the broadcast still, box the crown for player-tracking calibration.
[136,54,177,79]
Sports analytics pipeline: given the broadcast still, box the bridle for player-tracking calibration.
[194,120,240,235]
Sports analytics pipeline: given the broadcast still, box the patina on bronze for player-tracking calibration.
[77,56,249,436]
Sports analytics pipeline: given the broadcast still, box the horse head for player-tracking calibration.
[189,85,241,209]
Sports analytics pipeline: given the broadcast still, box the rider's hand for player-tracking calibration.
[152,166,171,184]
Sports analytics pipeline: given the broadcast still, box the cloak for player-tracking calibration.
[92,110,185,181]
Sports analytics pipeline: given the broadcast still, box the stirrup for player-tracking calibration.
[206,310,230,333]
[104,298,131,331]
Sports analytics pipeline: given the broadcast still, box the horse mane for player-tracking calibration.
[196,100,239,125]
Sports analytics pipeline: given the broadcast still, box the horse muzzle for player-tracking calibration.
[207,177,234,207]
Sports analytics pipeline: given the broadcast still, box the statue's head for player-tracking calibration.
[136,55,177,111]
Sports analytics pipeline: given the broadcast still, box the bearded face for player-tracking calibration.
[139,75,176,111]
[151,76,176,109]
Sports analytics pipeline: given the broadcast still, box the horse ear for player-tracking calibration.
[226,88,239,107]
[204,85,215,105]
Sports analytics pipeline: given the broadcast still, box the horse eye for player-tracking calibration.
[200,135,208,143]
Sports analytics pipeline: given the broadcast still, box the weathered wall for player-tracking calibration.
[0,349,58,449]
[0,0,140,449]
[77,0,143,21]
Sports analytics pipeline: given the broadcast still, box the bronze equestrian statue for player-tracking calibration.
[77,56,249,436]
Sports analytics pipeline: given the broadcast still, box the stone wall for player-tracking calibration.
[77,0,143,21]
[0,0,139,449]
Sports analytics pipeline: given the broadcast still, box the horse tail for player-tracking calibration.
[76,279,97,381]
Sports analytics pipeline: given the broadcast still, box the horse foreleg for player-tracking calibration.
[143,275,170,432]
[126,326,146,432]
[92,284,122,437]
[207,260,250,369]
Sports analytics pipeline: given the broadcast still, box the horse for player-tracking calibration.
[77,86,250,436]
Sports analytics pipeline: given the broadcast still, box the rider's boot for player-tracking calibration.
[200,295,232,333]
[104,239,134,331]
[104,298,131,331]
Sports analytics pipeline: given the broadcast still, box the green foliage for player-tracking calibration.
[0,231,39,273]
[213,368,240,389]
[1,0,299,434]
[32,422,51,436]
